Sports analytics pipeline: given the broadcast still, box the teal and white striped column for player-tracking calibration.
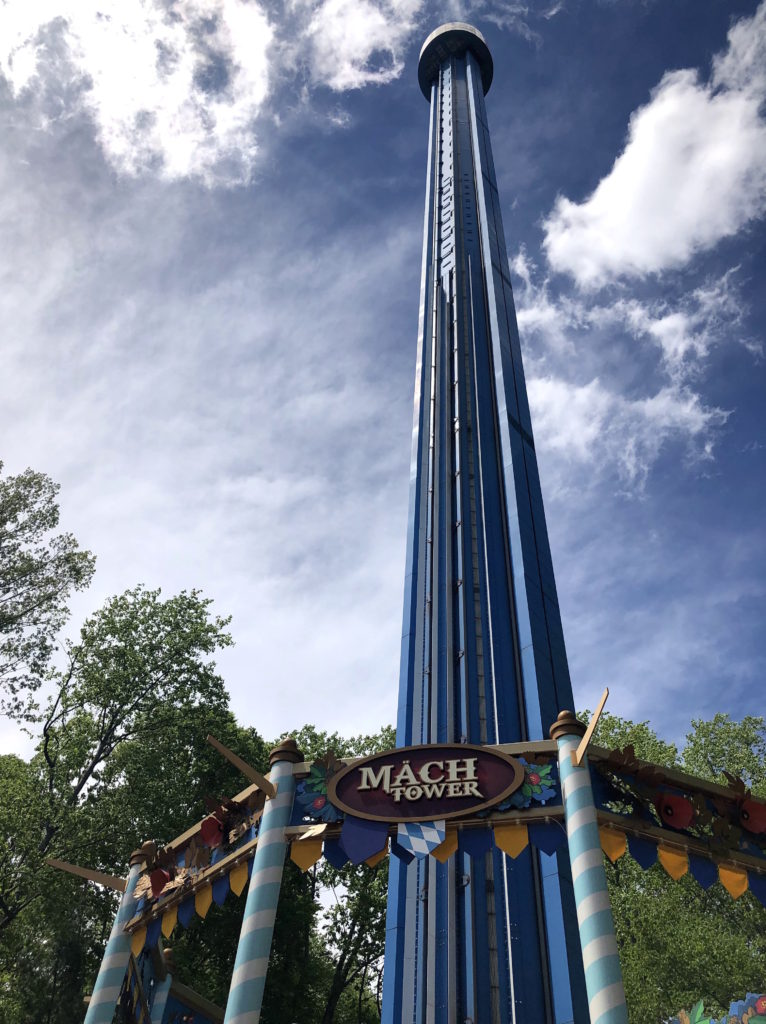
[83,849,143,1024]
[224,737,303,1024]
[151,948,174,1023]
[551,711,628,1024]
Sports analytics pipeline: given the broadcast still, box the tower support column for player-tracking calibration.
[83,850,143,1024]
[384,21,588,1022]
[223,738,302,1024]
[551,712,628,1024]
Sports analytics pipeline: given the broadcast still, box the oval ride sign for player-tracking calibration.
[327,744,524,823]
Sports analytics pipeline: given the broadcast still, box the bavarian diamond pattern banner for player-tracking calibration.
[396,820,446,858]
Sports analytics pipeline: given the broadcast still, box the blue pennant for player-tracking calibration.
[390,838,415,864]
[323,838,349,869]
[528,822,567,855]
[628,834,657,869]
[340,816,388,864]
[688,854,718,890]
[212,873,229,906]
[177,897,195,929]
[459,828,493,858]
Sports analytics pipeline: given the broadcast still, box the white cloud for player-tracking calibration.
[527,375,727,488]
[513,249,735,487]
[0,0,273,185]
[293,0,422,91]
[542,2,766,287]
[515,248,749,381]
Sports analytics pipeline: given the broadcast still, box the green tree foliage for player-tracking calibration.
[289,725,393,1023]
[0,585,242,1023]
[0,463,95,718]
[588,711,766,1024]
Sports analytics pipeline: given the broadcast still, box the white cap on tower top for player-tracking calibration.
[417,23,494,100]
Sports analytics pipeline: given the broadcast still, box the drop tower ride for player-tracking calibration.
[383,24,588,1024]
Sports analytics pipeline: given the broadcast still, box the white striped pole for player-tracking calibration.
[151,949,174,1023]
[83,849,144,1024]
[223,737,303,1024]
[550,711,628,1024]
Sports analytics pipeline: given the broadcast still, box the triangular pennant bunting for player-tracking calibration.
[212,873,229,907]
[177,896,196,928]
[459,828,493,858]
[146,917,161,949]
[390,838,414,864]
[365,843,389,868]
[195,884,213,919]
[131,926,146,957]
[719,864,748,899]
[397,821,446,859]
[658,846,688,880]
[494,824,528,860]
[598,826,627,864]
[628,834,657,869]
[528,822,566,855]
[291,839,323,872]
[229,861,249,896]
[688,854,718,890]
[341,816,389,865]
[431,831,459,863]
[748,872,766,908]
[161,905,177,939]
[323,839,349,869]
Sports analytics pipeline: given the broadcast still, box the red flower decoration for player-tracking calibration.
[528,772,541,785]
[200,815,224,847]
[655,793,694,830]
[312,796,327,811]
[150,868,170,898]
[755,995,766,1014]
[740,798,766,835]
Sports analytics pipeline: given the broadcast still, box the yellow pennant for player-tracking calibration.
[718,864,748,899]
[161,905,178,939]
[599,827,627,864]
[365,842,389,868]
[658,846,688,880]
[494,824,529,860]
[290,838,323,872]
[195,883,213,919]
[229,861,249,896]
[431,831,458,863]
[130,927,146,958]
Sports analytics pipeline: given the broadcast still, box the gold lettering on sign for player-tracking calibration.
[445,758,477,782]
[358,765,392,791]
[392,762,418,788]
[356,756,485,804]
[419,761,444,783]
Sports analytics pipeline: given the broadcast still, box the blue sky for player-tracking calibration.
[1,0,764,755]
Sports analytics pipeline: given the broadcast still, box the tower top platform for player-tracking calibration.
[417,23,493,100]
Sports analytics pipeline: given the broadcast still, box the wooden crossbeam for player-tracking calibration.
[206,735,276,798]
[46,858,126,892]
[572,687,609,766]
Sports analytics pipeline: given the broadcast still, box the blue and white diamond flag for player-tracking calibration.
[396,820,446,858]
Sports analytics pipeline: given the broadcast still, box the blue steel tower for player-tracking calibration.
[383,24,588,1024]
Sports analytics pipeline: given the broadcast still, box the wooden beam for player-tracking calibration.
[46,858,126,892]
[587,745,745,803]
[572,687,609,766]
[206,735,277,798]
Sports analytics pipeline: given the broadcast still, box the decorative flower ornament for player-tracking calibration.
[296,759,343,823]
[497,759,557,812]
[739,798,766,835]
[655,792,695,830]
